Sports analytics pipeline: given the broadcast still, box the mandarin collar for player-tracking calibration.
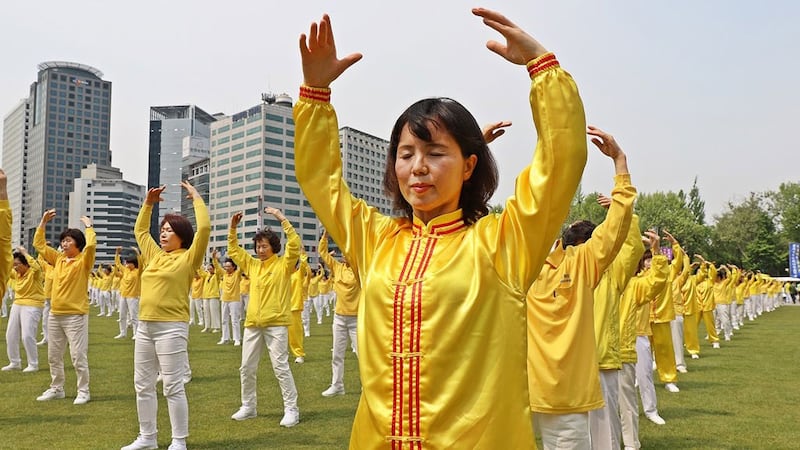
[411,209,467,237]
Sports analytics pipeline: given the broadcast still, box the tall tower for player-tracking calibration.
[1,99,30,246]
[2,61,112,247]
[148,105,216,237]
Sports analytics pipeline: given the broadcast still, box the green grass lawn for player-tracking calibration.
[1,304,799,449]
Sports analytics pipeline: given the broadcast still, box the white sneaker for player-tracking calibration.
[211,329,220,334]
[645,413,666,425]
[23,365,39,373]
[121,434,158,450]
[201,328,208,333]
[691,354,700,359]
[36,339,47,346]
[37,388,65,401]
[182,375,192,384]
[279,408,300,427]
[712,342,720,349]
[676,366,688,373]
[295,357,305,364]
[233,340,241,346]
[322,385,345,397]
[1,363,21,371]
[73,392,91,405]
[217,339,228,345]
[231,406,257,421]
[167,438,187,450]
[665,383,680,393]
[114,333,126,339]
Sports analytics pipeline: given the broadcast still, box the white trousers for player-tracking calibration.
[41,299,50,338]
[301,299,312,336]
[618,363,640,449]
[715,303,732,339]
[312,295,324,324]
[221,301,242,342]
[635,336,657,416]
[670,316,686,370]
[134,321,189,439]
[533,412,590,450]
[202,298,221,329]
[239,326,298,412]
[119,297,139,336]
[189,297,203,325]
[6,304,43,367]
[47,314,90,394]
[99,290,110,315]
[589,369,620,450]
[330,314,358,389]
[729,303,738,328]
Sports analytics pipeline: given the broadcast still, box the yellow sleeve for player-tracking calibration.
[82,227,97,273]
[0,200,11,290]
[33,225,60,266]
[281,219,301,271]
[636,254,670,306]
[135,203,161,266]
[186,198,210,271]
[227,226,253,275]
[577,174,636,285]
[318,235,337,271]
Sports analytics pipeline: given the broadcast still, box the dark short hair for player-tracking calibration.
[562,220,597,248]
[60,228,87,251]
[125,256,139,268]
[13,252,29,267]
[253,229,281,254]
[383,97,498,225]
[223,258,237,270]
[161,214,194,250]
[639,249,653,273]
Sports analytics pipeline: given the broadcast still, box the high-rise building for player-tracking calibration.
[1,99,30,246]
[2,61,112,248]
[68,164,144,264]
[208,93,391,261]
[339,126,392,216]
[181,157,210,232]
[148,105,216,237]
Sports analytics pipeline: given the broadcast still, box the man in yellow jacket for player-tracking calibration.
[319,230,361,397]
[527,126,635,448]
[227,207,300,427]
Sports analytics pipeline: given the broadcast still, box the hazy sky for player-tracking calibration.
[2,1,798,220]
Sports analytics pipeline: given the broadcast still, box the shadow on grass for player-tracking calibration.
[643,434,739,450]
[659,406,733,419]
[5,412,92,426]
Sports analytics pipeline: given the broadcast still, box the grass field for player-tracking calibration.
[1,303,799,449]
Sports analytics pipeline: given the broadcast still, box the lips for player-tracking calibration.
[410,183,431,193]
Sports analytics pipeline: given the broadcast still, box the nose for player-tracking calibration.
[411,155,428,176]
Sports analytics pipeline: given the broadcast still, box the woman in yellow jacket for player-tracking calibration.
[2,247,44,372]
[294,9,587,448]
[227,207,301,427]
[212,249,242,346]
[695,258,721,348]
[200,260,221,334]
[34,209,95,404]
[121,181,209,450]
[115,246,142,340]
[189,270,204,327]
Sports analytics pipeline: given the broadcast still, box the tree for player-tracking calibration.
[687,177,706,225]
[767,182,800,244]
[635,191,710,256]
[562,185,608,232]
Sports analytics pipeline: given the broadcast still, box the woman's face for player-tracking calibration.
[61,236,80,258]
[13,258,28,276]
[160,222,183,252]
[394,122,476,224]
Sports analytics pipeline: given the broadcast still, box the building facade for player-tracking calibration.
[148,105,216,237]
[68,164,145,265]
[1,99,30,246]
[2,61,112,248]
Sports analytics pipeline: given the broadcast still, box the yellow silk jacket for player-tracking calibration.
[289,254,310,312]
[12,254,45,307]
[294,54,587,449]
[0,200,11,290]
[35,226,96,315]
[594,214,644,370]
[320,235,360,317]
[135,199,210,322]
[115,253,142,298]
[227,220,299,328]
[528,174,635,413]
[213,257,241,302]
[620,255,669,363]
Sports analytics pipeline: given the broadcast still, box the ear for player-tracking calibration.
[463,154,478,181]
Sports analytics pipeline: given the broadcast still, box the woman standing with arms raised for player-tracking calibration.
[294,8,587,448]
[121,181,209,450]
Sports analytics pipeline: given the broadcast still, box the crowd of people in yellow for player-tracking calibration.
[0,7,797,450]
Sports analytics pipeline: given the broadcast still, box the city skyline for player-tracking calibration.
[1,1,799,221]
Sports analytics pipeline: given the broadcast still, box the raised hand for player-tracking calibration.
[181,180,201,200]
[79,216,93,228]
[663,229,678,245]
[482,121,512,144]
[596,193,612,209]
[299,14,363,88]
[145,186,166,205]
[40,209,56,226]
[472,8,548,65]
[644,229,660,253]
[230,212,243,229]
[265,206,286,222]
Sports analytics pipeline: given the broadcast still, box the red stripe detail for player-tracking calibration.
[532,60,560,76]
[416,238,436,445]
[392,235,421,441]
[526,54,557,75]
[429,218,463,232]
[298,87,331,102]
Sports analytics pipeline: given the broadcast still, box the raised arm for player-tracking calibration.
[135,186,166,264]
[266,206,300,268]
[0,169,11,289]
[33,209,60,265]
[226,211,252,274]
[472,8,588,291]
[182,180,210,271]
[79,216,96,272]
